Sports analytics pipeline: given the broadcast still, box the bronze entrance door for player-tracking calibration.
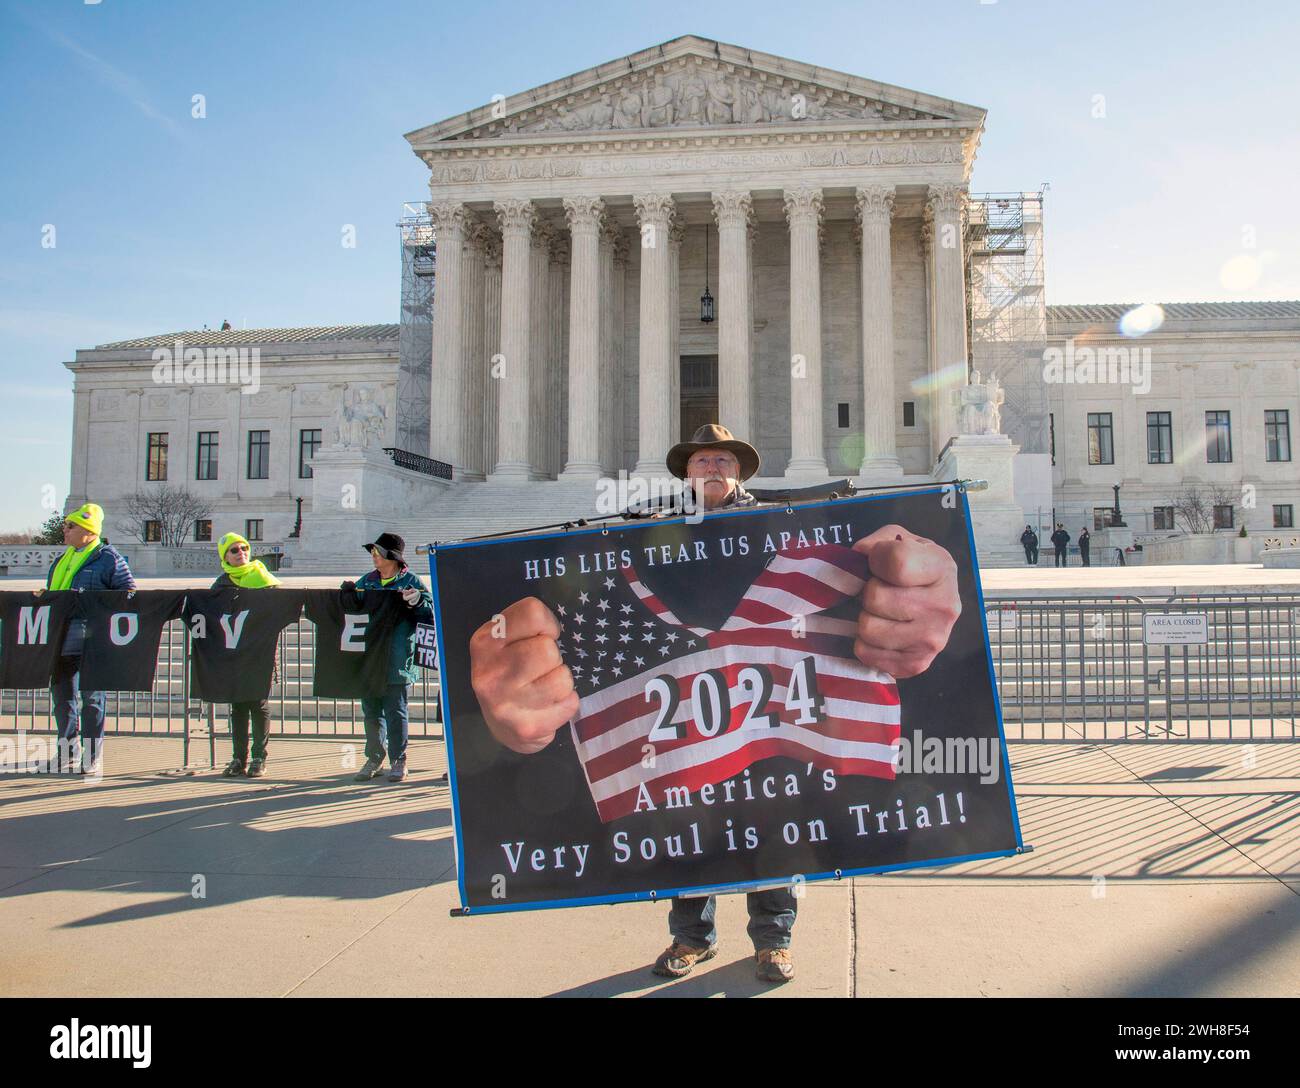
[680,354,718,439]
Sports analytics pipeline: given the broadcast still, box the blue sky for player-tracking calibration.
[1,0,1297,531]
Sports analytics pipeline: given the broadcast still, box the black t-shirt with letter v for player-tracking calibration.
[184,589,305,703]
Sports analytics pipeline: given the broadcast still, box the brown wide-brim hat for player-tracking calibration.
[666,424,761,481]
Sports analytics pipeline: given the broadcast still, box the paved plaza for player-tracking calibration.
[0,733,1296,997]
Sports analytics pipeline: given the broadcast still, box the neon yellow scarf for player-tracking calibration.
[218,532,280,588]
[50,540,101,591]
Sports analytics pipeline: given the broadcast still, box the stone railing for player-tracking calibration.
[0,543,225,578]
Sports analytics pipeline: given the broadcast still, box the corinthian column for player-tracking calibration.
[560,196,604,478]
[481,231,502,478]
[632,194,675,477]
[856,185,903,481]
[459,217,488,480]
[528,220,555,478]
[926,183,969,464]
[712,190,754,439]
[428,200,467,473]
[668,219,685,445]
[784,187,828,477]
[488,199,535,480]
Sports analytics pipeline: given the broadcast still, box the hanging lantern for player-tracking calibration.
[700,225,715,324]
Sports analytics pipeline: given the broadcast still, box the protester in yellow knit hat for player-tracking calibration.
[212,532,280,777]
[44,501,135,775]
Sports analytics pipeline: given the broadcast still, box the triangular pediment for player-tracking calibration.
[405,35,984,147]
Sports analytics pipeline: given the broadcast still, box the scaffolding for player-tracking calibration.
[966,190,1048,454]
[396,202,435,456]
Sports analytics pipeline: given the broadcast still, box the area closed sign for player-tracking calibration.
[1143,613,1209,645]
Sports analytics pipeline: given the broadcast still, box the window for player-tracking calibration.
[1274,504,1294,529]
[194,519,212,542]
[1093,507,1113,531]
[836,403,849,429]
[299,428,322,478]
[1206,410,1232,463]
[903,401,916,428]
[196,432,219,481]
[1087,412,1114,465]
[245,519,263,542]
[1146,411,1173,464]
[1214,504,1234,530]
[144,520,161,542]
[247,430,270,480]
[146,432,169,481]
[1153,506,1175,531]
[1266,410,1291,462]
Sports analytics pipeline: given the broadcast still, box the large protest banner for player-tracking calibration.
[429,486,1022,914]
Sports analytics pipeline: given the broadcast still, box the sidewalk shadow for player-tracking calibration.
[0,770,455,929]
[548,954,778,998]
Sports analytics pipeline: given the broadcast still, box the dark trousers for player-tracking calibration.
[1080,546,1091,567]
[1054,546,1067,567]
[669,888,797,952]
[361,683,409,763]
[1023,544,1038,565]
[230,699,270,763]
[50,655,106,767]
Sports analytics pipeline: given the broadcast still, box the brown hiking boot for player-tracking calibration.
[756,947,795,983]
[651,941,718,978]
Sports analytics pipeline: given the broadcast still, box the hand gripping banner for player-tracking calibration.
[428,487,1023,914]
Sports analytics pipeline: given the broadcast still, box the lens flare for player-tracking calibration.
[1219,254,1262,292]
[1118,303,1164,337]
[911,363,968,396]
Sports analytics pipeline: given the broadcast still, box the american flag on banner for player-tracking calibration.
[552,543,901,823]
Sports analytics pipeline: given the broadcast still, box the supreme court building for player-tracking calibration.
[409,34,980,487]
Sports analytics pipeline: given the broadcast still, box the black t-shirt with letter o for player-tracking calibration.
[79,590,185,692]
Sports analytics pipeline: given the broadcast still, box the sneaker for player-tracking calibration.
[386,757,408,782]
[246,759,266,778]
[651,941,718,979]
[222,759,246,777]
[353,758,384,782]
[755,947,795,984]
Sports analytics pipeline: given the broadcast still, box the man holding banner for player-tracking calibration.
[467,425,964,984]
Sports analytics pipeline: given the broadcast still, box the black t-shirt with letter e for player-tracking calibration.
[79,590,185,692]
[304,589,401,699]
[184,589,305,703]
[0,591,78,689]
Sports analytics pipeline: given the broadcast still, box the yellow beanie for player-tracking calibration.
[66,502,104,537]
[217,531,250,562]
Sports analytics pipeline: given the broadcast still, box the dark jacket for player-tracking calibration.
[354,567,434,686]
[1051,529,1071,550]
[45,542,135,656]
[1020,529,1038,547]
[1078,531,1091,551]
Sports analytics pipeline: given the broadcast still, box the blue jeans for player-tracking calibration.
[360,683,409,764]
[669,888,798,952]
[50,655,106,767]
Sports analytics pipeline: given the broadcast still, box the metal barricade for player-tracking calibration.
[986,593,1300,741]
[0,618,442,746]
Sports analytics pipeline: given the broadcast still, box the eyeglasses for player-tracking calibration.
[686,455,738,470]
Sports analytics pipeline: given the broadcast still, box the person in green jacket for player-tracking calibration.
[348,532,434,783]
[212,532,280,778]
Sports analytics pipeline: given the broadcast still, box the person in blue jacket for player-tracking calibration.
[347,532,434,783]
[42,502,136,774]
